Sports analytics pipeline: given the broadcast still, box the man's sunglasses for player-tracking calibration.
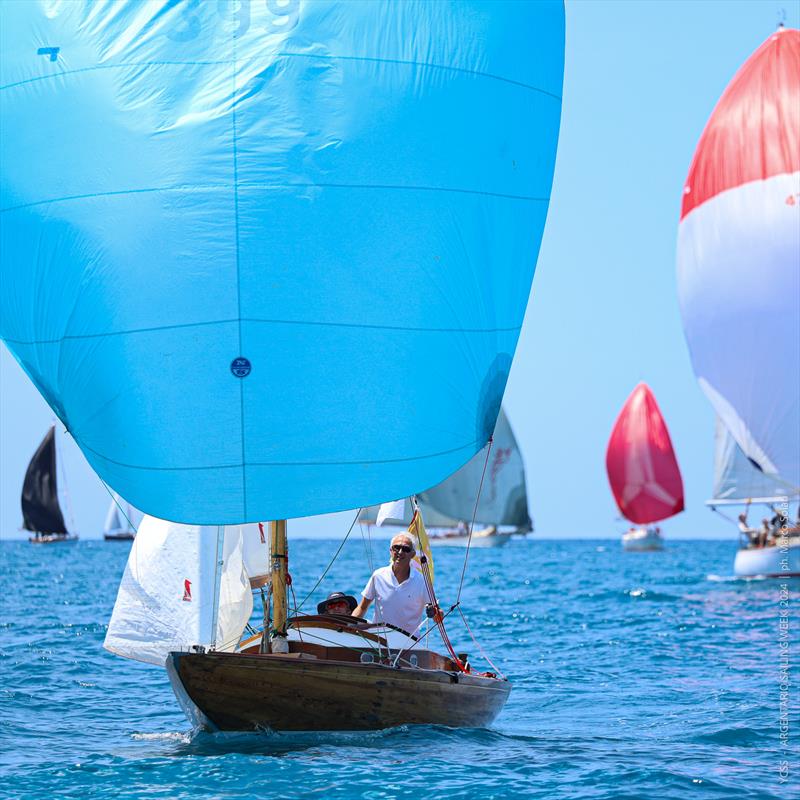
[391,544,413,553]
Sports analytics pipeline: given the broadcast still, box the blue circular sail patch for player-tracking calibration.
[230,357,251,378]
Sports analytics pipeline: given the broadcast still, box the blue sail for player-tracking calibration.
[0,1,564,524]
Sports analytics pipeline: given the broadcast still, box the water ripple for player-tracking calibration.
[1,538,796,799]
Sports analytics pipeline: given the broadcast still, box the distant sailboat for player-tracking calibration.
[606,384,684,551]
[707,420,800,578]
[676,27,799,576]
[103,494,138,541]
[359,408,533,547]
[23,426,77,544]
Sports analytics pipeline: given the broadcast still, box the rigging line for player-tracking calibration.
[99,479,139,534]
[55,424,77,533]
[390,605,460,665]
[417,554,467,673]
[456,606,505,679]
[456,435,494,603]
[709,505,741,526]
[296,509,361,612]
[241,625,383,656]
[360,521,375,574]
[288,582,304,645]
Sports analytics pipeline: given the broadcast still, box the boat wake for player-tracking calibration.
[171,724,417,756]
[131,731,191,744]
[706,573,767,583]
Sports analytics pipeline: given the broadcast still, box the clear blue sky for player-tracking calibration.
[2,1,795,540]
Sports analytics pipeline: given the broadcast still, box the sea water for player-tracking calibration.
[1,538,796,799]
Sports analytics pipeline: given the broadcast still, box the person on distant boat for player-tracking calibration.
[770,507,788,533]
[737,512,756,545]
[352,533,434,635]
[759,518,771,548]
[316,592,358,617]
[737,511,749,532]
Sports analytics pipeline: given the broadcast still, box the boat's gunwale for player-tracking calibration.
[171,649,509,689]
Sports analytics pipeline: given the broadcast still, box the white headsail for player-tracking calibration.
[709,418,797,506]
[104,516,268,666]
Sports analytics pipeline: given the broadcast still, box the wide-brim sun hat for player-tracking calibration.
[317,592,358,615]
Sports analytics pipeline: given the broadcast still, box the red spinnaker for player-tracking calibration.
[606,383,685,525]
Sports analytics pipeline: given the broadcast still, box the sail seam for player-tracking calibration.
[0,55,563,100]
[231,35,247,518]
[2,320,521,344]
[1,182,549,214]
[77,438,482,471]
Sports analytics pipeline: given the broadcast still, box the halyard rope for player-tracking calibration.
[296,508,361,612]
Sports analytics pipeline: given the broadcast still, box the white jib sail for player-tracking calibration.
[710,417,796,505]
[104,516,264,666]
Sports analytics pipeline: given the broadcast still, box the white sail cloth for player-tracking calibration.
[678,172,800,489]
[104,517,268,666]
[710,418,797,505]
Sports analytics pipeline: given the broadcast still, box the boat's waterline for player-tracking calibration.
[622,527,664,552]
[733,538,800,578]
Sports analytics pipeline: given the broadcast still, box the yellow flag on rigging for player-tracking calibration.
[408,505,434,586]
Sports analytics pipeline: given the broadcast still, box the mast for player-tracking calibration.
[269,520,289,653]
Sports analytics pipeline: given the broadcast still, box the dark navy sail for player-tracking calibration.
[22,427,67,535]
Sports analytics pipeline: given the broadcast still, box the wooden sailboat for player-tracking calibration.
[23,427,78,544]
[106,514,510,731]
[677,26,799,576]
[359,409,533,548]
[606,384,684,551]
[3,3,565,732]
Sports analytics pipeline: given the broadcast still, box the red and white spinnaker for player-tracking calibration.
[677,28,800,489]
[606,383,685,525]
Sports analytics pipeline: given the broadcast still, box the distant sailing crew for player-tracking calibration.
[353,534,435,635]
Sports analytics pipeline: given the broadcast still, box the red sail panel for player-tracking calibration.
[680,27,800,220]
[606,383,685,524]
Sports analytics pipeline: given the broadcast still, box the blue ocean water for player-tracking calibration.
[1,537,796,800]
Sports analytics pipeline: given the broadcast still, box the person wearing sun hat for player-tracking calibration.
[316,591,358,616]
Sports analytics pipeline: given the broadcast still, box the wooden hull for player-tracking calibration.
[167,651,511,732]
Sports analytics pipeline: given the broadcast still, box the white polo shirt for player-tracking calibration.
[361,566,429,634]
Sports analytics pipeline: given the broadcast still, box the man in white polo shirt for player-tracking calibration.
[352,533,430,634]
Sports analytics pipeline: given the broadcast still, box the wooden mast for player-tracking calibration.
[269,520,289,653]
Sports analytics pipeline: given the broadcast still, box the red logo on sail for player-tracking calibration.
[258,522,266,543]
[183,579,192,602]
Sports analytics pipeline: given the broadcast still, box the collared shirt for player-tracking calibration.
[361,565,428,634]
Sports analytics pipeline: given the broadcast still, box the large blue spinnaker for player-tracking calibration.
[0,1,564,524]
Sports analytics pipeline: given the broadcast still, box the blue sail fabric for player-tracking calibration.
[0,1,564,524]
